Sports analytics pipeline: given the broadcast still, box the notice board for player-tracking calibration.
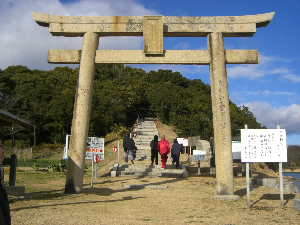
[232,140,241,160]
[241,129,287,163]
[86,137,105,160]
[192,150,206,161]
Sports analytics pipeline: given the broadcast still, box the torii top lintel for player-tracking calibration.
[31,12,274,37]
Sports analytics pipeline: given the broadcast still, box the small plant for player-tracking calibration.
[259,163,265,169]
[59,159,67,172]
[33,162,39,172]
[48,163,60,172]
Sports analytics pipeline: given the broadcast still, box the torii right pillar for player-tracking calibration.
[208,32,235,197]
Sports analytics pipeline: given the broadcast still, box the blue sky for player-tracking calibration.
[0,0,299,145]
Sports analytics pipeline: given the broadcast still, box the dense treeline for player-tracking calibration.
[0,64,265,146]
[284,145,300,170]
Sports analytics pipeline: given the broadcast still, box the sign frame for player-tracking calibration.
[241,129,287,163]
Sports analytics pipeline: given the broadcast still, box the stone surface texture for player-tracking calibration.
[208,32,234,195]
[65,32,99,194]
[31,12,274,37]
[294,199,300,211]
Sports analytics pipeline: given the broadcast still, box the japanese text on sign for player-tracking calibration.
[86,137,105,160]
[241,129,287,163]
[177,138,188,146]
[192,150,206,161]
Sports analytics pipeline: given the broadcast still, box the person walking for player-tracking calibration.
[150,135,159,165]
[123,132,137,165]
[0,140,11,225]
[158,135,170,169]
[171,139,184,169]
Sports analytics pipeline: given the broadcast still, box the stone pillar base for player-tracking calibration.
[294,199,300,211]
[183,171,188,178]
[5,186,25,196]
[210,167,216,174]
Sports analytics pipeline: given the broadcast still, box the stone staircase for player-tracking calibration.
[134,119,158,160]
[111,118,188,178]
[116,164,187,178]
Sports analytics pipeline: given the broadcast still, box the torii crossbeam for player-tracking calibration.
[32,12,274,196]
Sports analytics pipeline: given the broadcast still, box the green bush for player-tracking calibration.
[59,160,67,172]
[48,163,59,172]
[17,159,68,171]
[33,162,39,172]
[48,160,67,172]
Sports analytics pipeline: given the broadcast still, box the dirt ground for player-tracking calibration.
[6,118,300,224]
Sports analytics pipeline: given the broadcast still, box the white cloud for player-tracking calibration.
[262,90,294,96]
[227,64,265,79]
[0,0,157,71]
[242,101,300,136]
[227,54,300,83]
[281,73,300,83]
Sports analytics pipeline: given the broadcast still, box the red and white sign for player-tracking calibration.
[177,138,188,146]
[87,148,103,153]
[94,155,100,163]
[113,147,118,152]
[85,137,105,160]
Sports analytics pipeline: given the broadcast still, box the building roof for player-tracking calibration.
[0,109,33,128]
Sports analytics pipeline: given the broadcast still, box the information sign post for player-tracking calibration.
[241,126,287,208]
[192,150,206,174]
[244,125,250,208]
[278,125,284,207]
[91,152,94,188]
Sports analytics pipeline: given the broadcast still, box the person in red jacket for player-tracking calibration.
[157,135,170,169]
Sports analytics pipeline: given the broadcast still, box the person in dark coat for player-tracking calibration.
[171,139,184,169]
[150,135,159,165]
[123,132,137,164]
[0,141,11,225]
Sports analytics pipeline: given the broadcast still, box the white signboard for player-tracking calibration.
[241,129,287,163]
[232,141,241,160]
[86,137,105,160]
[192,150,206,161]
[177,138,188,146]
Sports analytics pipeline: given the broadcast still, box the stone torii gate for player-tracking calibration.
[32,12,274,195]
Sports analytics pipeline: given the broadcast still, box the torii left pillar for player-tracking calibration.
[65,32,99,193]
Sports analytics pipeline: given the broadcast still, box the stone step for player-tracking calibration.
[136,149,149,152]
[135,149,150,153]
[135,154,151,159]
[118,164,183,170]
[114,164,187,178]
[135,141,151,145]
[118,171,184,178]
[135,143,151,147]
[137,130,158,134]
[137,125,156,128]
[135,138,153,143]
[136,127,157,130]
[135,136,154,139]
[137,121,156,125]
[135,156,150,161]
[135,151,151,156]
